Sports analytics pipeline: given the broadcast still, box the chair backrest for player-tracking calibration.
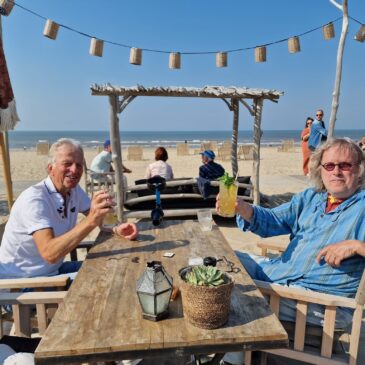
[217,145,231,160]
[278,139,295,152]
[127,146,143,161]
[176,143,189,156]
[83,159,115,196]
[202,141,217,152]
[0,276,69,338]
[36,141,50,155]
[239,145,254,160]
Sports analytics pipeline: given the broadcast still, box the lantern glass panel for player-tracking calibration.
[138,293,155,315]
[156,290,172,314]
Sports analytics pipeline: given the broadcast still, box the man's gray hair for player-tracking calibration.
[48,138,84,165]
[309,138,365,191]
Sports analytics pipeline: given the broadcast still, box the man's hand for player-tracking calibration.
[87,189,116,227]
[316,240,364,267]
[113,223,138,240]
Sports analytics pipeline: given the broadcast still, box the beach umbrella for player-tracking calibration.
[0,18,18,209]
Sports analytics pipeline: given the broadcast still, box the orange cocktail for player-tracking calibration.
[219,181,238,217]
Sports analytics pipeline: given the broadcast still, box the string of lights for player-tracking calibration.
[1,0,364,65]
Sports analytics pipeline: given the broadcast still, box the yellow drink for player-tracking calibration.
[103,213,118,228]
[219,181,238,217]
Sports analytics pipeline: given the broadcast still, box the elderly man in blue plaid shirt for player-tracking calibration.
[218,138,365,365]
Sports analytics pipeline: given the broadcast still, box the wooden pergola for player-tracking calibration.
[90,85,283,222]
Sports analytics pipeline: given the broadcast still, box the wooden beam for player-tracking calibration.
[231,99,239,177]
[328,0,348,138]
[108,95,124,222]
[252,98,263,205]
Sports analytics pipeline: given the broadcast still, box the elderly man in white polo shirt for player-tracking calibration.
[0,138,137,279]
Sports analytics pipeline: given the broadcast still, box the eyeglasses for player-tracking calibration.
[321,162,359,171]
[316,114,323,116]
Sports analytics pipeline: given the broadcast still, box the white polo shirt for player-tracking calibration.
[0,177,90,278]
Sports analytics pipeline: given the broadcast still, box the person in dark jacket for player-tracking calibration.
[199,150,225,180]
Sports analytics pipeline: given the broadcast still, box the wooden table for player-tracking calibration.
[35,220,288,364]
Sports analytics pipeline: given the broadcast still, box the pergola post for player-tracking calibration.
[231,98,239,177]
[108,95,124,222]
[252,98,263,205]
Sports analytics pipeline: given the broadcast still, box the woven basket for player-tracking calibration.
[179,268,234,329]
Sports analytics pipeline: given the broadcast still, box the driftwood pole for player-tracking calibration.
[108,95,124,223]
[252,98,263,205]
[231,99,239,177]
[328,0,349,138]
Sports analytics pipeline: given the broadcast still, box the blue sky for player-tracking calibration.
[2,0,365,131]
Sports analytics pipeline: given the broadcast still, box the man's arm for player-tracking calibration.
[316,240,365,267]
[33,190,112,264]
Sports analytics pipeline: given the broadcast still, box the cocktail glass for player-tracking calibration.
[218,181,238,217]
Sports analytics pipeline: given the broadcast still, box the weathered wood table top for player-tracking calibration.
[35,220,288,364]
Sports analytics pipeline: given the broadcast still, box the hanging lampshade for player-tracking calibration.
[323,23,335,40]
[288,36,301,53]
[216,52,227,68]
[255,46,266,63]
[169,52,181,69]
[136,261,173,321]
[43,20,60,40]
[0,0,14,16]
[130,47,142,65]
[354,25,365,43]
[89,38,104,57]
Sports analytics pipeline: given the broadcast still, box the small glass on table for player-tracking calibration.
[197,209,213,231]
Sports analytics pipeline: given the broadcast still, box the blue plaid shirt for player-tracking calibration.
[237,188,365,297]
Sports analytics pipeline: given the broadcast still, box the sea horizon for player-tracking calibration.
[8,129,365,150]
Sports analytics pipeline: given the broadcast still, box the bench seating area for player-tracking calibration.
[124,176,253,212]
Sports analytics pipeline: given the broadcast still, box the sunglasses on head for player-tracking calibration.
[321,162,358,171]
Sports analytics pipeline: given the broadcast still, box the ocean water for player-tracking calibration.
[7,129,365,150]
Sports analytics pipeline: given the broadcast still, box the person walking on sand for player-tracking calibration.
[308,109,327,151]
[301,117,313,175]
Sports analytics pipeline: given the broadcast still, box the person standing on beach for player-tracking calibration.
[0,138,138,280]
[308,109,327,151]
[301,117,313,175]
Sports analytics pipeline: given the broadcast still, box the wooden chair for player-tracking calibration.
[277,139,295,152]
[238,145,254,160]
[245,242,365,365]
[83,159,115,196]
[202,141,217,152]
[127,146,143,160]
[217,146,231,160]
[0,276,69,337]
[176,143,189,156]
[36,141,50,155]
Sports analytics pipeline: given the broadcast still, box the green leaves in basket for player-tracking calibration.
[218,172,235,187]
[185,265,225,287]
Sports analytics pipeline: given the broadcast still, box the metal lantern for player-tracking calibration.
[136,261,173,321]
